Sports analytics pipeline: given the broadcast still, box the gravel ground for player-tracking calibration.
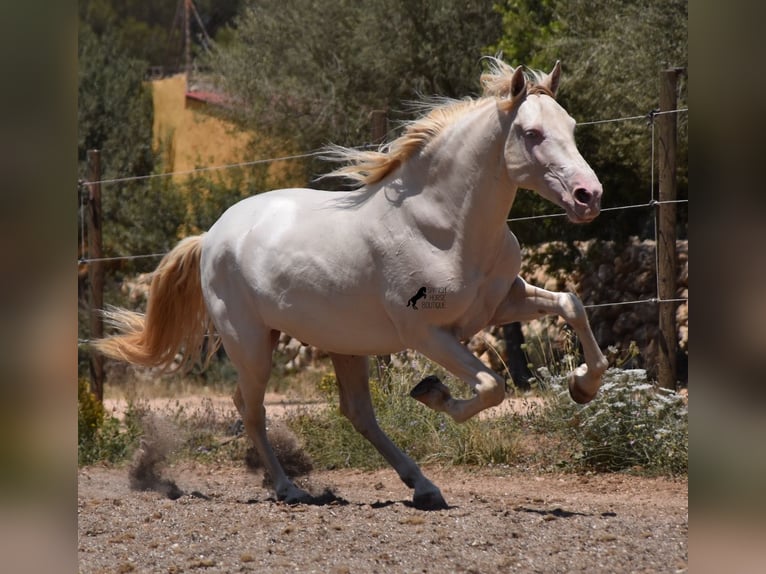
[78,461,687,573]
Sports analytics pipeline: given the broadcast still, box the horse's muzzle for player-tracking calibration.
[571,185,602,222]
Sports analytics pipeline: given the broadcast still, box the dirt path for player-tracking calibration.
[78,461,687,573]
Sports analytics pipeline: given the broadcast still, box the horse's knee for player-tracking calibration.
[569,378,598,404]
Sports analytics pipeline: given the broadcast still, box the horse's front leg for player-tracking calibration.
[490,276,608,403]
[410,329,507,423]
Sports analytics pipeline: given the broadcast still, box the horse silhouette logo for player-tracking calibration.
[407,286,428,310]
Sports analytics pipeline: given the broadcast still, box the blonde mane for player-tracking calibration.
[325,58,555,186]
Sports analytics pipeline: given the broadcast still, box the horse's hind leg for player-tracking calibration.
[227,328,311,503]
[329,353,447,510]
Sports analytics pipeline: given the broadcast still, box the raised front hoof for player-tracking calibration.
[410,375,451,410]
[412,490,449,511]
[568,378,598,404]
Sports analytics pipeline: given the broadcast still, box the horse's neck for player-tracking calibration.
[399,102,517,262]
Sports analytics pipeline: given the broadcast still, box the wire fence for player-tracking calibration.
[77,106,688,315]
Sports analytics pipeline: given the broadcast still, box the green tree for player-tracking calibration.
[208,0,503,183]
[490,0,561,68]
[208,0,685,242]
[79,0,243,70]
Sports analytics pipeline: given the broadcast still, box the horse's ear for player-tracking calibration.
[510,66,526,99]
[545,61,562,96]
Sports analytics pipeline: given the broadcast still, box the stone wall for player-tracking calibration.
[517,238,688,381]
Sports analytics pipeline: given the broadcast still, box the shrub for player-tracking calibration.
[77,355,687,480]
[536,367,688,475]
[78,379,143,466]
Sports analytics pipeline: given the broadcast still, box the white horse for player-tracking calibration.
[96,58,607,510]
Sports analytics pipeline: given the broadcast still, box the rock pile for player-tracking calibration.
[519,238,688,381]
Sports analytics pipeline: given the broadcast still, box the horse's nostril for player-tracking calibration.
[574,188,592,205]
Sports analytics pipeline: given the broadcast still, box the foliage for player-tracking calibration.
[77,0,688,281]
[286,350,686,477]
[78,0,243,69]
[78,20,188,273]
[490,0,561,68]
[534,367,688,475]
[77,382,243,467]
[208,0,503,184]
[77,378,105,447]
[78,379,143,465]
[203,0,687,248]
[77,0,688,275]
[78,356,687,478]
[78,23,154,180]
[166,398,244,463]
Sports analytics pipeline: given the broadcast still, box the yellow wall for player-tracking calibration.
[151,74,254,180]
[151,73,304,195]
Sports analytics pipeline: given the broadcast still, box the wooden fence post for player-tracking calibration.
[657,70,679,390]
[87,149,105,402]
[370,109,388,144]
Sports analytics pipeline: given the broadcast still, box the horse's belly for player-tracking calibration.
[260,292,405,354]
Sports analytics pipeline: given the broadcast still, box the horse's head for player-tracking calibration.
[498,62,603,224]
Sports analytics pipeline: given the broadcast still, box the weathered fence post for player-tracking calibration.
[370,109,388,144]
[87,149,105,402]
[657,70,680,390]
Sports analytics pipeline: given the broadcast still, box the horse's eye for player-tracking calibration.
[524,129,543,142]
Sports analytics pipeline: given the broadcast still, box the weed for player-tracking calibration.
[78,379,143,466]
[535,367,688,475]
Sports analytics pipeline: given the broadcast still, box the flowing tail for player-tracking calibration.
[93,234,219,372]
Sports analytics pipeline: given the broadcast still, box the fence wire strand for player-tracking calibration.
[505,198,687,223]
[79,150,326,188]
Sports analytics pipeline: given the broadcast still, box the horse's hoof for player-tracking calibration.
[410,375,451,409]
[277,488,313,505]
[568,378,597,404]
[412,490,449,511]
